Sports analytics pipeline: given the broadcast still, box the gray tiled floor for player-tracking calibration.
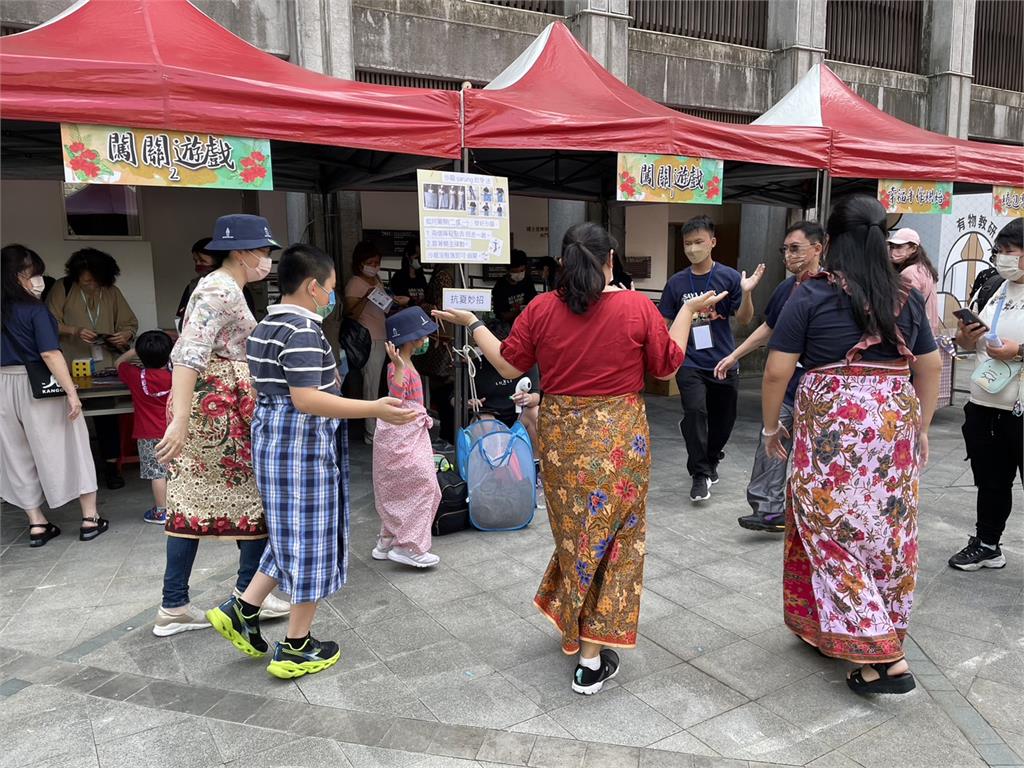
[1,380,1022,767]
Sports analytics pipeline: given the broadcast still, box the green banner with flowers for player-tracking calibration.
[60,124,273,190]
[616,153,723,204]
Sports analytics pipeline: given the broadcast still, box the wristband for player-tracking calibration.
[468,320,484,334]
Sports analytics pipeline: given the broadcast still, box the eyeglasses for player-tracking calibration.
[778,244,810,256]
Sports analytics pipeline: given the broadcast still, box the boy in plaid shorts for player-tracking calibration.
[206,243,414,678]
[115,331,173,524]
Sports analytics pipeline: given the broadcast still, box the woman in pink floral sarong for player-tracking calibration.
[371,307,442,568]
[761,196,941,695]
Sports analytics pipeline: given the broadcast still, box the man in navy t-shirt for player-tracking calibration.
[659,215,765,503]
[712,221,824,531]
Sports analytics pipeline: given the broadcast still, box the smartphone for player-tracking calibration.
[952,308,989,330]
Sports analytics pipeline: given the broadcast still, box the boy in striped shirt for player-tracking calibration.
[206,243,413,678]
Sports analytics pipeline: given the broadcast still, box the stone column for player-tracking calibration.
[924,0,975,138]
[291,0,361,277]
[767,0,827,101]
[565,0,631,82]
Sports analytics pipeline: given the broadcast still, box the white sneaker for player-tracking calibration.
[152,605,210,637]
[232,588,291,620]
[387,547,440,568]
[371,536,394,561]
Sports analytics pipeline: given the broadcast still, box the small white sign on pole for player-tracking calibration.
[442,288,492,312]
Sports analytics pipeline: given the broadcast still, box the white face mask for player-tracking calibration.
[29,275,46,298]
[994,252,1024,282]
[509,271,525,283]
[362,265,379,278]
[410,259,421,270]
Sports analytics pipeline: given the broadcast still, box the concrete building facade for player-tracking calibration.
[2,0,1020,325]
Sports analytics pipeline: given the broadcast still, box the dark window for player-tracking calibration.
[355,70,484,90]
[629,1,768,48]
[973,0,1023,92]
[825,0,923,74]
[669,106,757,124]
[474,1,565,13]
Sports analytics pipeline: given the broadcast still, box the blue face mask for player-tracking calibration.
[312,282,336,319]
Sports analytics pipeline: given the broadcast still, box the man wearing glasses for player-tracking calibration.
[713,221,825,532]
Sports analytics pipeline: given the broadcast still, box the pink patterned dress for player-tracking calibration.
[372,363,440,555]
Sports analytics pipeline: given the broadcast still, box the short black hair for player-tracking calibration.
[65,248,121,287]
[191,237,213,255]
[278,243,335,295]
[785,220,825,244]
[510,249,529,269]
[682,215,716,239]
[351,240,381,273]
[995,218,1023,251]
[135,330,173,369]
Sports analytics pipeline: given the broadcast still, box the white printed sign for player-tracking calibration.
[418,169,511,264]
[367,287,393,312]
[442,288,493,312]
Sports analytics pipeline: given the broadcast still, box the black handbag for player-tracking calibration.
[2,328,66,399]
[339,316,371,372]
[433,468,469,536]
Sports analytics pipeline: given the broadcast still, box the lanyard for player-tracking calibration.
[79,289,101,329]
[689,262,716,297]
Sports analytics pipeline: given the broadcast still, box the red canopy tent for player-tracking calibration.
[464,22,830,171]
[0,0,461,185]
[755,63,1023,187]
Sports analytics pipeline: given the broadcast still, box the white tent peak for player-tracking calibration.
[484,22,555,90]
[754,63,823,127]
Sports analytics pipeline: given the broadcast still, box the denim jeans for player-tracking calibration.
[162,536,267,609]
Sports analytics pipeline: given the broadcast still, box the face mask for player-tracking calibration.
[509,271,525,283]
[411,259,421,270]
[414,337,430,356]
[311,282,336,319]
[684,244,711,265]
[241,252,272,282]
[29,276,45,298]
[195,263,214,277]
[994,252,1024,282]
[362,265,379,278]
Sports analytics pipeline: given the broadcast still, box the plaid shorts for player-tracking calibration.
[138,438,168,480]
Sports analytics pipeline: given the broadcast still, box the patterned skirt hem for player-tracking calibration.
[534,597,638,655]
[164,531,268,541]
[784,613,907,663]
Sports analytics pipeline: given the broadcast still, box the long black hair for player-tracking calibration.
[557,222,612,315]
[1,244,40,323]
[825,195,900,345]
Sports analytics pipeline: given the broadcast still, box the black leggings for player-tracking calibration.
[962,402,1023,545]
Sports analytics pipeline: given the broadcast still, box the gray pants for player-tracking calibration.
[745,402,794,518]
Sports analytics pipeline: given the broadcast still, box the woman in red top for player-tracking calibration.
[435,222,725,695]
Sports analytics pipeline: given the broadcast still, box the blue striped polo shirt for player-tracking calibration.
[247,305,340,397]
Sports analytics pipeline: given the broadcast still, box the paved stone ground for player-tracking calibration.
[1,380,1022,768]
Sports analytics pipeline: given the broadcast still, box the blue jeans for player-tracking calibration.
[162,536,267,609]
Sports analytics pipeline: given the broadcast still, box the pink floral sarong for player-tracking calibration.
[372,365,440,555]
[783,364,920,663]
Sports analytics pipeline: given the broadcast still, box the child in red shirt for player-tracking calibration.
[115,331,173,524]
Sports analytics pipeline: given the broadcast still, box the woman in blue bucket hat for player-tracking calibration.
[151,214,291,637]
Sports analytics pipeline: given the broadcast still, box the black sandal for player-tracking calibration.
[29,523,61,548]
[79,516,109,542]
[846,660,916,695]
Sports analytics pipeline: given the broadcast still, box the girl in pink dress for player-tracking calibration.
[371,307,442,568]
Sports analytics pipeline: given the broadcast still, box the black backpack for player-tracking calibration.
[433,469,469,536]
[970,268,1005,313]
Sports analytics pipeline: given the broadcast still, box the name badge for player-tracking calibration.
[692,325,713,350]
[368,287,394,312]
[91,342,106,362]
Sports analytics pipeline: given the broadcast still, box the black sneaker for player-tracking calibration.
[571,649,619,695]
[104,464,125,490]
[267,636,341,679]
[948,537,1006,571]
[708,469,720,485]
[206,596,268,657]
[690,475,711,502]
[738,510,785,532]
